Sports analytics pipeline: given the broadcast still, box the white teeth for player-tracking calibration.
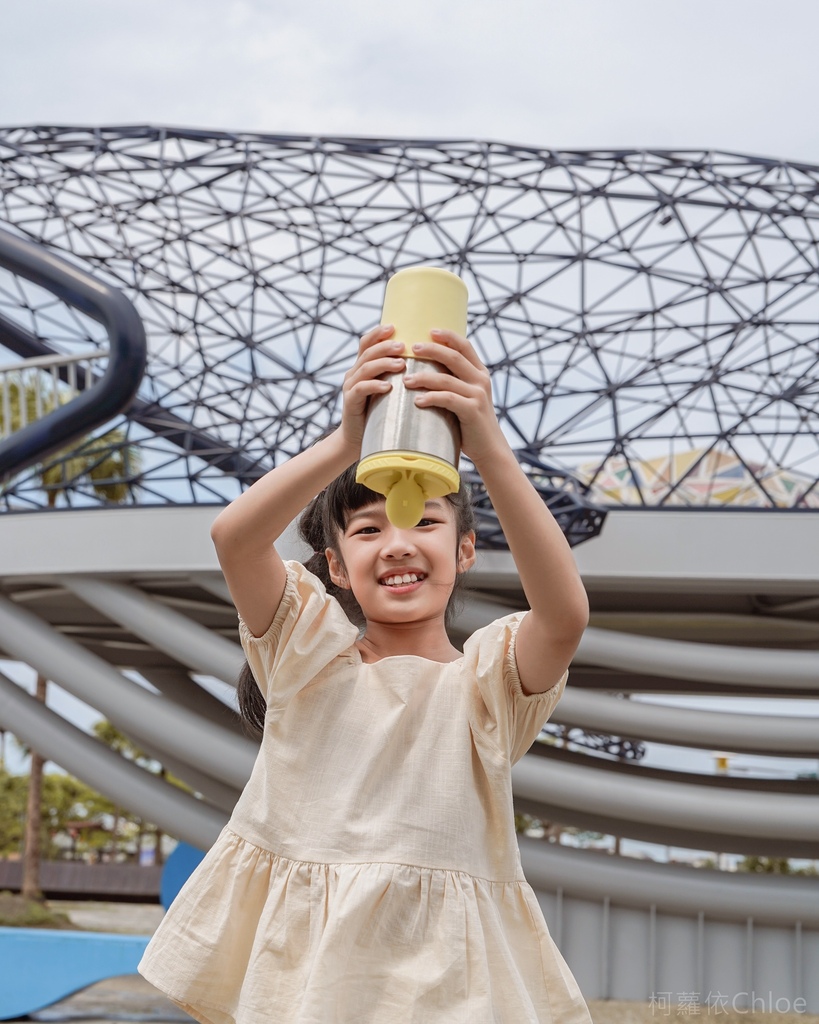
[382,573,422,586]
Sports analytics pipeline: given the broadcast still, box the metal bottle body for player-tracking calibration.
[359,358,460,467]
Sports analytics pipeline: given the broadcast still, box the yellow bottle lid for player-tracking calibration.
[382,267,468,357]
[356,451,461,529]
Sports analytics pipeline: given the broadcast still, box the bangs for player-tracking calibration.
[324,464,382,535]
[298,463,382,553]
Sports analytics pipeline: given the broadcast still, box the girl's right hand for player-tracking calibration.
[339,324,405,454]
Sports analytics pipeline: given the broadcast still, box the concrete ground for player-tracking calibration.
[28,901,817,1024]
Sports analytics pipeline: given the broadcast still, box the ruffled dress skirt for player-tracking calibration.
[139,827,590,1024]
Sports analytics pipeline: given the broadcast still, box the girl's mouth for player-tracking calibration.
[380,572,426,588]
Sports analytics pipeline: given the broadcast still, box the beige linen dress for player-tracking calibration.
[139,560,592,1024]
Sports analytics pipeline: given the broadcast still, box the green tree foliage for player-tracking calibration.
[92,721,152,765]
[0,372,139,504]
[0,770,27,856]
[2,721,192,862]
[91,720,191,797]
[739,855,792,874]
[738,855,817,876]
[0,767,115,859]
[40,429,137,506]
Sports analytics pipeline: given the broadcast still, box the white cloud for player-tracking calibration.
[0,0,816,162]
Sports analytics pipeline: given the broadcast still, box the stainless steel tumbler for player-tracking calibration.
[356,267,468,528]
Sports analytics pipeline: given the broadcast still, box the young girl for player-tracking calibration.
[139,324,592,1023]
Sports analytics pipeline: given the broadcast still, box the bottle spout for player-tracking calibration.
[356,451,461,528]
[385,474,426,529]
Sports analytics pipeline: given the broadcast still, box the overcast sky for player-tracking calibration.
[2,0,818,165]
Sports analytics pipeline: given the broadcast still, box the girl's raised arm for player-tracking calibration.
[210,325,404,637]
[404,329,589,695]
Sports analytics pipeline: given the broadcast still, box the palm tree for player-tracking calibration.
[21,675,47,900]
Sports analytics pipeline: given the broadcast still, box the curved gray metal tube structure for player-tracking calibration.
[122,741,240,815]
[0,594,256,789]
[518,836,819,927]
[515,793,819,858]
[87,715,242,814]
[512,753,819,843]
[61,576,245,686]
[578,625,819,689]
[11,577,810,857]
[0,669,226,849]
[553,688,819,756]
[457,595,819,689]
[139,667,245,731]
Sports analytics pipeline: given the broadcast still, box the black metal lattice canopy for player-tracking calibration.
[0,127,817,523]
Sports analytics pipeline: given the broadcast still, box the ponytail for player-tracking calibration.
[236,661,266,738]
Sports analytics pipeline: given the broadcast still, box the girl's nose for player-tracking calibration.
[380,526,417,557]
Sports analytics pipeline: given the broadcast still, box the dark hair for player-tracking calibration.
[237,464,476,736]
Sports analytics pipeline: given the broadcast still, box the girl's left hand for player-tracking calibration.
[403,329,506,466]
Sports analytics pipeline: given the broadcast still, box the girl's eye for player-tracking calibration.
[354,526,379,535]
[415,518,441,527]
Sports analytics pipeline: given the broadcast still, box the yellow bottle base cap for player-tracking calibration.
[356,451,460,528]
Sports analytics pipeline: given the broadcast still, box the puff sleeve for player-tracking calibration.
[462,612,568,765]
[237,560,359,708]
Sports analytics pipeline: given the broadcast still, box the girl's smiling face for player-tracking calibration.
[325,497,476,628]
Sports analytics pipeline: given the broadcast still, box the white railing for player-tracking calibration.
[0,348,110,439]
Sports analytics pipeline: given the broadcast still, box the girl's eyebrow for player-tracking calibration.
[346,506,384,525]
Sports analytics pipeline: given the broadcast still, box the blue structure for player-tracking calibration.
[161,840,206,910]
[0,928,151,1020]
[0,842,204,1020]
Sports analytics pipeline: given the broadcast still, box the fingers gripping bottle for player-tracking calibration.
[356,267,468,528]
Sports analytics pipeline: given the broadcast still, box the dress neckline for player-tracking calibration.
[351,646,463,667]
